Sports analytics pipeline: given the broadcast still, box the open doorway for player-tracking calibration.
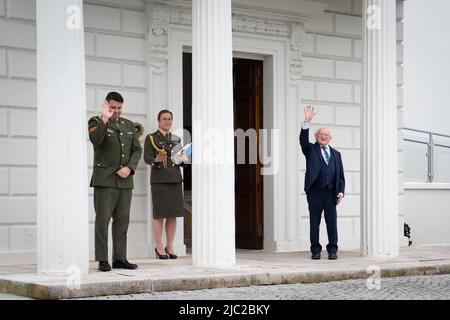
[182,52,264,250]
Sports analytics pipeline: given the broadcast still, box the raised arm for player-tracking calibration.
[299,105,316,155]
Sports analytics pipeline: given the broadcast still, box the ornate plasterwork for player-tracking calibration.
[168,5,192,26]
[167,6,292,38]
[146,1,306,79]
[146,1,169,71]
[232,14,290,37]
[289,22,306,81]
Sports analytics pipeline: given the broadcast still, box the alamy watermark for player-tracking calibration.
[173,123,280,176]
[66,5,82,30]
[366,265,381,290]
[65,265,82,290]
[367,5,382,30]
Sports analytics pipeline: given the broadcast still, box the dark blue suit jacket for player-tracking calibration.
[299,128,345,195]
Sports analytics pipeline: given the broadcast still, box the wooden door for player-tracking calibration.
[233,58,264,249]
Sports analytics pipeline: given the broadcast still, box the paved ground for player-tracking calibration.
[1,245,450,299]
[2,274,449,300]
[75,274,450,300]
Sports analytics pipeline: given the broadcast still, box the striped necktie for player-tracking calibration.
[322,146,330,165]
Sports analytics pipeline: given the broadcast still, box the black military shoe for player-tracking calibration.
[311,253,321,260]
[98,261,112,272]
[328,252,338,260]
[112,260,138,269]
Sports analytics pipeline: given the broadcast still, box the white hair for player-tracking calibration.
[315,127,332,138]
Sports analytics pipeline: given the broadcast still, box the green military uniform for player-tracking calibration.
[88,115,143,261]
[143,130,184,219]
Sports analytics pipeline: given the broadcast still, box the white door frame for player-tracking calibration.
[148,25,303,254]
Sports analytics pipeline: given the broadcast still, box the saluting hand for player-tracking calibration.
[304,105,316,123]
[101,100,114,123]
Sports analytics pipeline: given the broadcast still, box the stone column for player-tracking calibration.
[36,0,89,274]
[361,0,399,257]
[191,0,236,266]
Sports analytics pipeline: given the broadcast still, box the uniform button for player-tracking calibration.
[120,133,123,135]
[97,164,100,167]
[172,164,175,166]
[151,164,154,166]
[121,143,124,146]
[120,165,123,168]
[122,154,124,157]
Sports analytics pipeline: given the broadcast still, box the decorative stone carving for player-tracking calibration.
[289,22,306,81]
[166,5,292,38]
[168,6,192,25]
[163,4,305,80]
[232,14,290,37]
[146,1,169,71]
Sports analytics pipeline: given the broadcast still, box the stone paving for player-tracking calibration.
[76,274,450,300]
[1,245,450,299]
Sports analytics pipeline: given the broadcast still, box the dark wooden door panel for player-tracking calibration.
[233,58,263,250]
[183,54,264,250]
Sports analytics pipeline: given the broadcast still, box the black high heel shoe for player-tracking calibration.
[165,247,178,259]
[155,248,169,259]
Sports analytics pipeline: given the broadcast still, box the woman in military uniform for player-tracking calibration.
[143,110,187,259]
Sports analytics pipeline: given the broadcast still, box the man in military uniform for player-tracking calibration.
[88,92,143,272]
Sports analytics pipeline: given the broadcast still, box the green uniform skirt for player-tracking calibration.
[151,183,184,219]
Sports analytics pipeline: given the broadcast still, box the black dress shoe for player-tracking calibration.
[98,261,111,272]
[311,253,321,260]
[328,252,338,260]
[112,260,138,269]
[155,248,169,259]
[165,247,178,259]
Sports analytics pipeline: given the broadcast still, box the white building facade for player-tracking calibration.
[0,0,446,271]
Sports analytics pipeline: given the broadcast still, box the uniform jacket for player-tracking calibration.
[88,115,143,189]
[143,130,184,184]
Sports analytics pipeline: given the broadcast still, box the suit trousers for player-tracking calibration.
[307,187,338,255]
[94,187,132,261]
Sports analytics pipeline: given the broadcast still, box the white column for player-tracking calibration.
[36,0,89,274]
[361,0,399,257]
[191,0,235,266]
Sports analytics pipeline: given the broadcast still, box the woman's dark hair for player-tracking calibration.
[158,109,173,121]
[105,91,124,103]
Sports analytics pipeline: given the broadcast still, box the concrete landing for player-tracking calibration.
[1,245,450,299]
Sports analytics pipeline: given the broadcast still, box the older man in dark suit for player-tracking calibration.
[299,106,345,260]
